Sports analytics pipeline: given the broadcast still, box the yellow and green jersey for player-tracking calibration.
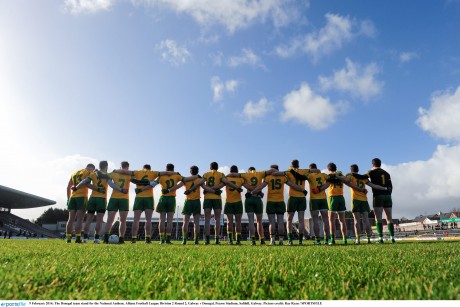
[264,174,288,202]
[88,171,108,199]
[306,172,328,200]
[327,172,344,197]
[346,173,369,201]
[133,170,159,198]
[157,173,184,197]
[225,177,245,203]
[203,170,226,200]
[184,178,202,201]
[109,172,131,199]
[285,168,309,197]
[241,171,266,189]
[70,169,92,198]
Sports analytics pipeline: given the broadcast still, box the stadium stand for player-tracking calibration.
[0,185,59,239]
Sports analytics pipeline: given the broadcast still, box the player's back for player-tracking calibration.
[110,172,131,199]
[242,171,265,188]
[225,177,245,203]
[70,169,91,198]
[346,173,368,201]
[367,168,391,195]
[157,173,183,197]
[203,170,225,199]
[306,172,328,199]
[184,178,202,201]
[88,171,108,198]
[286,169,308,197]
[327,172,344,197]
[133,170,159,197]
[264,174,287,202]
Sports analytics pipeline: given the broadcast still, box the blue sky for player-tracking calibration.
[1,0,460,220]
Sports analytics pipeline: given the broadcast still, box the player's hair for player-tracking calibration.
[87,163,96,169]
[309,163,317,169]
[350,164,359,173]
[372,158,382,167]
[99,161,108,170]
[210,162,218,170]
[121,161,129,169]
[166,163,174,171]
[248,166,256,171]
[190,165,199,175]
[327,162,337,172]
[270,164,279,170]
[143,164,151,170]
[230,165,238,173]
[291,159,299,169]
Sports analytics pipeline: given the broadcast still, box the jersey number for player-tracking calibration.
[270,179,282,190]
[166,179,174,189]
[250,177,258,186]
[208,176,215,187]
[118,178,126,189]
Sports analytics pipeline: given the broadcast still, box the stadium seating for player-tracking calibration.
[0,212,60,238]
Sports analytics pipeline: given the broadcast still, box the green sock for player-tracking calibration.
[330,234,335,241]
[194,234,198,243]
[251,236,256,243]
[95,234,100,240]
[66,233,71,242]
[236,232,240,243]
[287,233,292,242]
[376,221,383,238]
[83,233,89,240]
[227,232,233,243]
[75,234,81,241]
[183,231,187,241]
[205,235,210,243]
[388,223,394,237]
[104,233,109,242]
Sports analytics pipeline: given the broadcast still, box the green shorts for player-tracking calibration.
[373,195,393,208]
[224,201,243,215]
[310,199,328,211]
[133,197,154,211]
[203,199,222,210]
[287,197,307,212]
[266,201,286,215]
[182,199,201,216]
[352,199,371,213]
[107,198,129,212]
[156,196,176,213]
[87,197,106,214]
[245,197,263,215]
[67,197,87,211]
[328,196,346,212]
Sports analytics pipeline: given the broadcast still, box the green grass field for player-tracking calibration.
[1,239,459,300]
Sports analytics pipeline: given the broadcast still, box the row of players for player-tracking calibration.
[66,159,393,245]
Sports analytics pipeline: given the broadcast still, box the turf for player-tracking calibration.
[0,239,459,300]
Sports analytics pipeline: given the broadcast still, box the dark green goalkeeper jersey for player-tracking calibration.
[366,168,392,196]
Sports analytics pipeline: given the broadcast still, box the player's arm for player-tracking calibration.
[222,178,243,193]
[112,169,133,176]
[162,182,184,194]
[286,180,308,196]
[66,179,73,200]
[74,177,91,190]
[366,182,389,191]
[201,183,216,193]
[243,183,254,191]
[225,173,241,178]
[182,175,201,182]
[251,182,267,195]
[352,173,369,180]
[108,179,126,193]
[313,182,331,194]
[288,169,308,181]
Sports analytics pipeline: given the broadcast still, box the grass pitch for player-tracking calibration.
[0,239,459,300]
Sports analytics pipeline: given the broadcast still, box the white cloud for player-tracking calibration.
[417,86,460,142]
[319,58,383,101]
[241,97,273,122]
[383,144,460,218]
[275,13,375,61]
[140,0,302,33]
[227,48,265,69]
[399,51,419,63]
[281,83,347,130]
[211,76,239,102]
[155,39,190,65]
[64,0,115,14]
